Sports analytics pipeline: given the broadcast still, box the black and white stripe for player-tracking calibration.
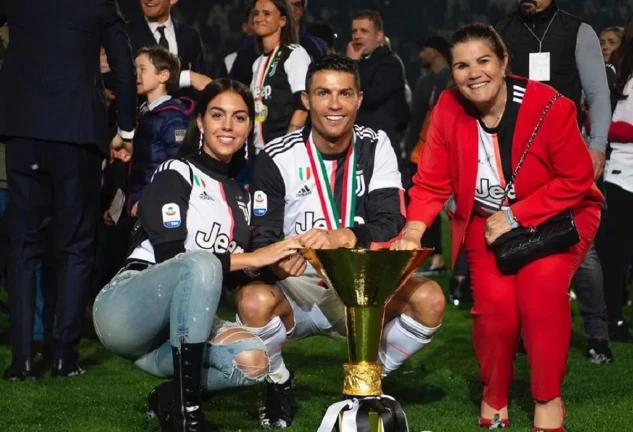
[151,159,193,185]
[354,125,379,142]
[265,131,304,159]
[512,84,526,104]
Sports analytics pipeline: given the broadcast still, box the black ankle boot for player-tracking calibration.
[172,343,209,432]
[147,381,177,431]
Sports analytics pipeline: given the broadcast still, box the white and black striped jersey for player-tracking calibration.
[475,78,524,215]
[130,152,251,286]
[250,43,311,152]
[250,125,405,264]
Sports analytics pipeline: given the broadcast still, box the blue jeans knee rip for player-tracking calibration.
[210,332,269,382]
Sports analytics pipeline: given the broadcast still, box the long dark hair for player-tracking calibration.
[253,0,298,54]
[613,14,633,99]
[178,79,255,178]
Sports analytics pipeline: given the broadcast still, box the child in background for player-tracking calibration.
[119,46,195,218]
[100,47,195,286]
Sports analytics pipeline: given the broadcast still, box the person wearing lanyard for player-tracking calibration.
[250,0,311,154]
[236,54,446,429]
[92,79,302,432]
[495,0,614,365]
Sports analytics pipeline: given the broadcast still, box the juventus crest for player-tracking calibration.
[355,169,366,197]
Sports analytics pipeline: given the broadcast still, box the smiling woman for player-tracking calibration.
[92,79,304,431]
[249,0,312,153]
[393,23,604,432]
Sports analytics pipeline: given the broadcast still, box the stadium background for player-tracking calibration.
[118,0,633,85]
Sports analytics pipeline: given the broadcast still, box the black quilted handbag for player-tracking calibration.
[491,94,580,274]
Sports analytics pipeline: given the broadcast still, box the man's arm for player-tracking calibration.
[350,132,406,247]
[576,23,611,155]
[138,166,191,263]
[101,0,136,139]
[191,29,206,75]
[249,151,287,251]
[178,27,207,90]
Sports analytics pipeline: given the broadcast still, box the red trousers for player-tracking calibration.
[463,203,600,410]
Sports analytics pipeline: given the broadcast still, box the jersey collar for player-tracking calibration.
[303,126,355,161]
[191,151,230,178]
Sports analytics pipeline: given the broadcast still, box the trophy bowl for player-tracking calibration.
[301,248,432,432]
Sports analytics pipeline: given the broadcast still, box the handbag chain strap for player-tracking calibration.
[497,93,562,210]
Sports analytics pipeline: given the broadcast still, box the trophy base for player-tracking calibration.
[343,362,383,397]
[319,396,409,432]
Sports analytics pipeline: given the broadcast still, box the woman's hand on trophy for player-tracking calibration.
[390,222,426,250]
[252,238,303,268]
[270,253,308,279]
[390,238,421,250]
[300,228,357,249]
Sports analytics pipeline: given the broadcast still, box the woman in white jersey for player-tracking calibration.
[250,0,311,153]
[92,79,301,432]
[601,17,633,344]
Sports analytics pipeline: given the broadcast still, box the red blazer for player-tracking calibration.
[407,76,604,266]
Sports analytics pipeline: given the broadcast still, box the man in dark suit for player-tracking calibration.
[347,10,410,173]
[0,0,136,380]
[126,0,206,97]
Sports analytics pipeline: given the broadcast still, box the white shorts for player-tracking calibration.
[275,272,347,341]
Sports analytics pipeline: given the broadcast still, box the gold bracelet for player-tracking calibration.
[401,227,424,238]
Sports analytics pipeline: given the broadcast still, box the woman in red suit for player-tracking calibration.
[392,24,603,431]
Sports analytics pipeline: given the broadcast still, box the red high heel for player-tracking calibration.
[479,413,510,429]
[531,403,566,432]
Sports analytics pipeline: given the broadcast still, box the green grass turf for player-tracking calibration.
[0,216,632,432]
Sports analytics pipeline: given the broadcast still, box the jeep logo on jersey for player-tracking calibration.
[356,170,366,197]
[475,178,516,201]
[295,212,365,234]
[252,85,272,100]
[196,222,244,253]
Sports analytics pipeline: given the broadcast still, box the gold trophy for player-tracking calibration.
[301,248,431,432]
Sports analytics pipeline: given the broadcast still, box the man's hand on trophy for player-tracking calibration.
[270,253,307,279]
[300,228,357,249]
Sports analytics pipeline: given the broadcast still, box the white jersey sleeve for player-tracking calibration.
[368,130,403,192]
[284,45,311,94]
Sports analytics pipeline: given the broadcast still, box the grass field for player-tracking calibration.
[0,217,632,432]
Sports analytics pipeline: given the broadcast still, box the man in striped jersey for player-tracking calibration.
[236,54,446,429]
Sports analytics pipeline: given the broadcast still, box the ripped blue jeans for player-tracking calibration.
[93,250,268,390]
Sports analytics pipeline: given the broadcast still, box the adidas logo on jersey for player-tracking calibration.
[199,191,214,201]
[296,186,312,197]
